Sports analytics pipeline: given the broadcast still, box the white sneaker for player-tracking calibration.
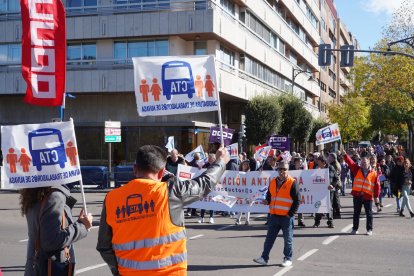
[235,220,241,225]
[209,217,215,224]
[253,257,268,265]
[281,259,292,267]
[366,230,373,236]
[350,229,359,235]
[198,218,204,223]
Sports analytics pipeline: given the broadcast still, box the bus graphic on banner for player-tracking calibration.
[161,61,196,100]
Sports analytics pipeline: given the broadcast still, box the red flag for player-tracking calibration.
[21,0,66,106]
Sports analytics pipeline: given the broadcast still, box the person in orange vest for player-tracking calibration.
[96,145,229,275]
[343,150,380,236]
[253,161,301,267]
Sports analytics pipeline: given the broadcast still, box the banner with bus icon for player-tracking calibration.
[1,120,81,189]
[315,123,342,146]
[133,55,219,116]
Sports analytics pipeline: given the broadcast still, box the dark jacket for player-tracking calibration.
[390,164,404,195]
[265,176,301,217]
[24,186,88,276]
[97,160,226,275]
[165,156,186,176]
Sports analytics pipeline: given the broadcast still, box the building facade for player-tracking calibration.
[0,0,356,164]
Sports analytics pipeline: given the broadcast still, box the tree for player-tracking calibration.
[244,95,282,145]
[309,118,329,143]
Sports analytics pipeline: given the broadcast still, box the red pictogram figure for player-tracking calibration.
[140,79,150,102]
[150,78,162,102]
[205,74,215,97]
[194,75,204,98]
[66,141,78,167]
[6,148,18,173]
[18,148,31,173]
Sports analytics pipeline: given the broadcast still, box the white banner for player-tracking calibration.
[254,146,272,162]
[226,143,239,160]
[1,120,82,189]
[184,145,206,163]
[133,55,219,117]
[177,164,330,213]
[316,123,341,146]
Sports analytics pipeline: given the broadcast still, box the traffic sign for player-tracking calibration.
[105,135,121,143]
[105,121,121,128]
[105,128,121,136]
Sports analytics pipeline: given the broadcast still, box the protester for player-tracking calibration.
[339,155,350,196]
[199,153,218,224]
[328,153,342,219]
[262,156,277,171]
[236,160,251,225]
[390,156,404,213]
[399,158,414,218]
[343,150,380,236]
[378,158,390,205]
[97,145,229,275]
[21,185,93,275]
[385,155,396,198]
[313,156,337,228]
[165,148,186,176]
[253,161,300,267]
[290,157,306,227]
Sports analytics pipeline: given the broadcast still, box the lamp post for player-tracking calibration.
[291,67,315,96]
[387,36,414,51]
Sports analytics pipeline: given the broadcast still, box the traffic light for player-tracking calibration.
[318,44,332,66]
[340,45,355,67]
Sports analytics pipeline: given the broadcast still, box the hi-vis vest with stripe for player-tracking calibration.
[269,176,294,216]
[308,161,315,170]
[105,179,187,276]
[352,169,377,197]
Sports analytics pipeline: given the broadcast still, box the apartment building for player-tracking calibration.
[0,0,354,163]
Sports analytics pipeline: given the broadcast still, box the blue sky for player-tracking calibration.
[334,0,404,49]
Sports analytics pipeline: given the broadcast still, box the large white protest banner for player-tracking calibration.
[133,55,219,117]
[184,145,206,163]
[315,123,341,146]
[177,164,330,213]
[1,120,82,189]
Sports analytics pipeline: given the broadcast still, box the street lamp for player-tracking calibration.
[387,36,414,51]
[291,67,316,96]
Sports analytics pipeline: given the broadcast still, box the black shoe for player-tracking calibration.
[298,221,306,227]
[312,223,320,228]
[410,212,414,218]
[399,210,405,217]
[327,221,334,228]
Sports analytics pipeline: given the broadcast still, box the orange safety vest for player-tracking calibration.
[352,169,377,197]
[269,176,294,216]
[308,161,315,170]
[105,179,187,276]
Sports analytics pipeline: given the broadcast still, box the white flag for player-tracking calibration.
[254,146,272,161]
[165,136,175,152]
[226,143,239,160]
[185,145,206,163]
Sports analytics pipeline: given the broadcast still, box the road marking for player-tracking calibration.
[341,224,353,233]
[256,214,267,218]
[297,249,318,261]
[19,239,28,242]
[322,235,339,245]
[217,225,234,231]
[75,263,107,274]
[361,218,366,221]
[90,226,99,230]
[384,204,392,208]
[273,266,293,276]
[188,234,204,240]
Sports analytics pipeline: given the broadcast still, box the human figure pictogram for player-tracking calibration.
[116,206,121,219]
[150,200,155,212]
[6,148,18,173]
[205,74,215,97]
[121,205,126,218]
[144,201,149,213]
[140,79,150,102]
[194,75,204,98]
[150,78,162,102]
[18,148,31,173]
[66,141,78,167]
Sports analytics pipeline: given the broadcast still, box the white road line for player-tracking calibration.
[322,235,339,245]
[75,263,107,274]
[256,214,267,218]
[341,224,353,233]
[19,239,28,242]
[273,266,293,276]
[384,204,392,208]
[90,226,99,230]
[361,218,366,221]
[297,249,318,261]
[217,225,234,231]
[188,234,204,240]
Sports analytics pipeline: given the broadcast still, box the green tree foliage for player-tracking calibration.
[244,95,282,145]
[309,118,329,143]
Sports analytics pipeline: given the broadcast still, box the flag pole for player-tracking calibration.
[214,57,225,147]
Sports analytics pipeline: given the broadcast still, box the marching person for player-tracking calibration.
[235,160,251,225]
[165,148,186,176]
[253,161,300,267]
[343,150,380,236]
[290,157,306,227]
[399,158,414,218]
[97,145,229,275]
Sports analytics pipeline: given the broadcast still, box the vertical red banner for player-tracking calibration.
[20,0,66,106]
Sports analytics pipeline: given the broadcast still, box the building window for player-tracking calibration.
[220,0,235,15]
[329,88,336,98]
[194,41,207,55]
[220,45,235,66]
[0,0,19,12]
[67,43,97,63]
[0,43,21,63]
[114,39,169,62]
[66,0,97,8]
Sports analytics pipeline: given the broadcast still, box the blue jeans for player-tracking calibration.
[353,197,373,231]
[261,215,294,262]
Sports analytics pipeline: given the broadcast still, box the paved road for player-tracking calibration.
[1,190,413,276]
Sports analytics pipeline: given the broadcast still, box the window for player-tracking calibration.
[220,0,235,15]
[0,43,21,63]
[220,45,235,66]
[66,0,97,7]
[114,39,168,62]
[0,0,19,12]
[67,43,96,63]
[194,41,207,55]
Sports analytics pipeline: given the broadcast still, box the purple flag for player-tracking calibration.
[268,135,290,151]
[208,126,235,146]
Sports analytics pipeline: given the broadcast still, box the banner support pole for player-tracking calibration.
[216,91,224,146]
